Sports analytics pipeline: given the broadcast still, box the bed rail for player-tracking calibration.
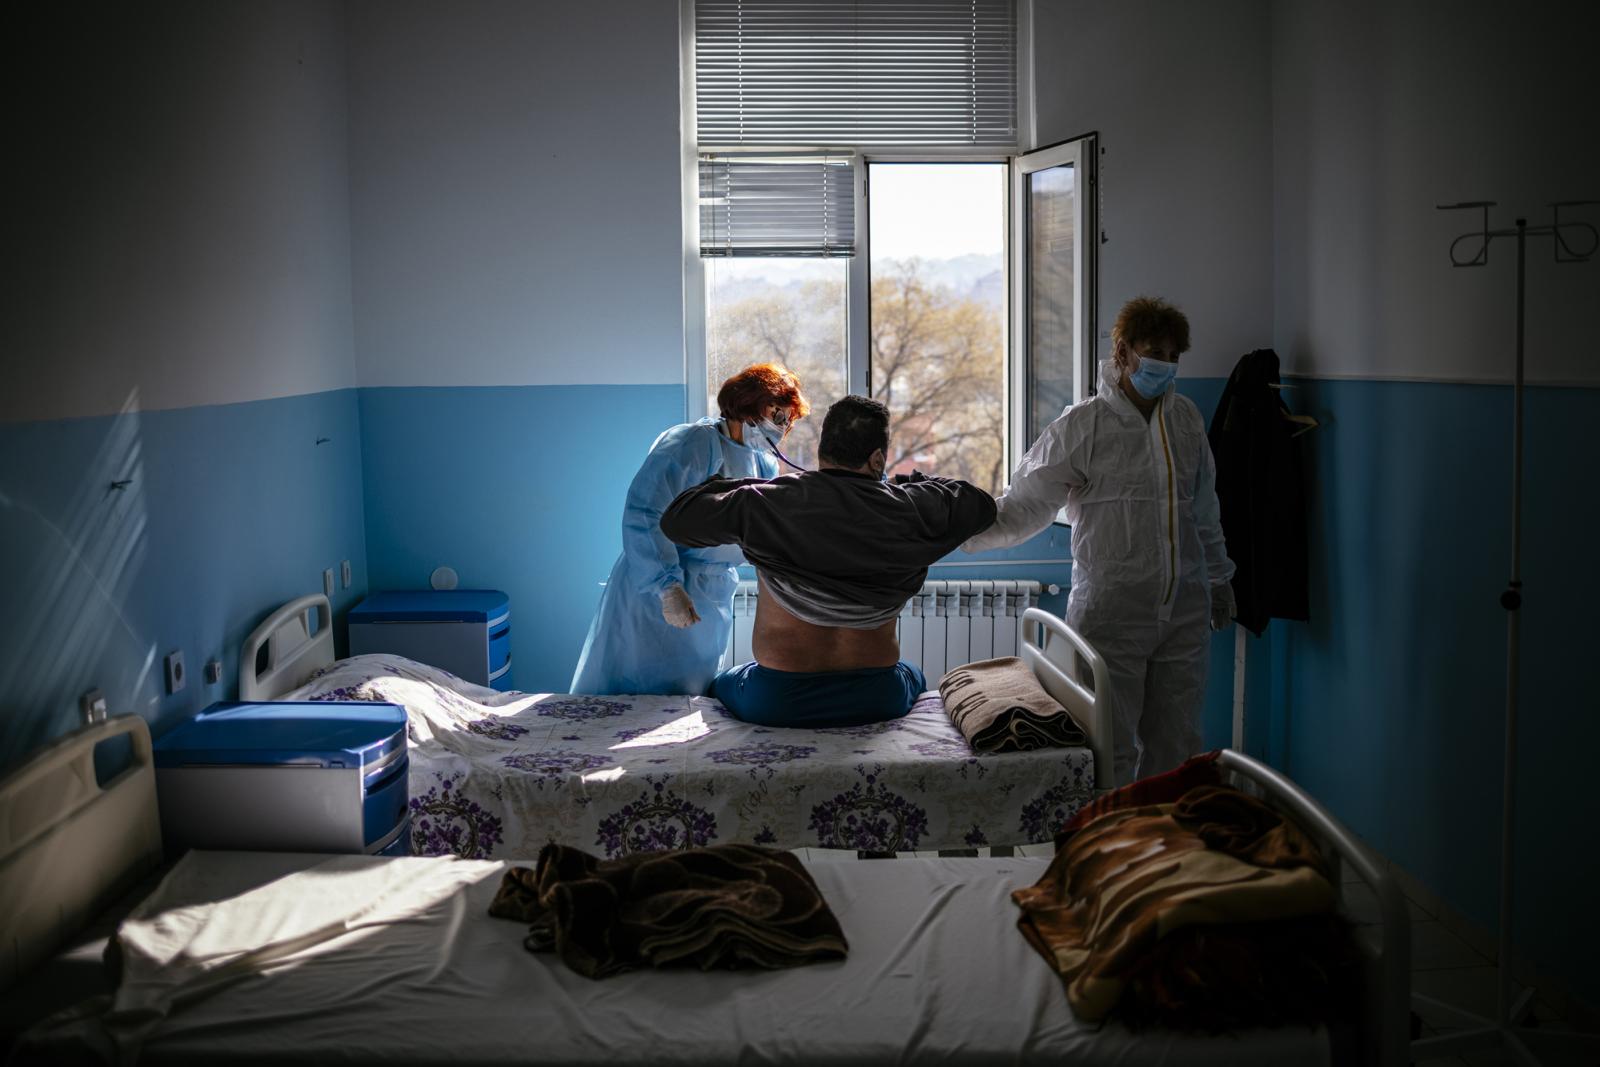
[1019,607,1114,790]
[240,593,335,701]
[0,714,162,992]
[1217,749,1410,1067]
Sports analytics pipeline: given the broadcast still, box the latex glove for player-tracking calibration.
[661,583,701,629]
[1210,583,1236,631]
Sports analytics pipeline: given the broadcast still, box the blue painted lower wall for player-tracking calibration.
[357,385,689,695]
[0,390,369,773]
[1244,377,1598,1009]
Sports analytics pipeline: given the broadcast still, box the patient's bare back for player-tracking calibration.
[751,577,900,672]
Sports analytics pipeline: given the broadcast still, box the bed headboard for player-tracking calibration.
[0,714,163,992]
[240,594,335,701]
[1019,607,1114,791]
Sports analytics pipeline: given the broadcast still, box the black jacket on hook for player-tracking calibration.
[1207,349,1310,636]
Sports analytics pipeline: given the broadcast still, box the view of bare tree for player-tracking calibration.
[706,258,1004,494]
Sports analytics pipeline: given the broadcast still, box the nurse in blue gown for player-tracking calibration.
[570,363,809,696]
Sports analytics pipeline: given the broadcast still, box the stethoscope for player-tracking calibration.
[767,440,812,474]
[734,418,812,474]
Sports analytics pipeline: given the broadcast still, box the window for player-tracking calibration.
[869,162,1008,493]
[684,0,1094,492]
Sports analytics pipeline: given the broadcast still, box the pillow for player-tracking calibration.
[937,656,1087,752]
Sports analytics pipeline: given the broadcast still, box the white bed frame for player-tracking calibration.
[239,594,335,702]
[0,714,162,992]
[1020,606,1114,789]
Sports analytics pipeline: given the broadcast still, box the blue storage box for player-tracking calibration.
[154,701,410,856]
[348,589,512,691]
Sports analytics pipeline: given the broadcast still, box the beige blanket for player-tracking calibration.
[938,656,1087,752]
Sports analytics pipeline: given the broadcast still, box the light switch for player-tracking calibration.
[323,568,335,597]
[341,559,352,589]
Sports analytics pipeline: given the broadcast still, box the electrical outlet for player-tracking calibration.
[204,659,223,685]
[341,559,352,589]
[79,688,107,725]
[323,568,335,597]
[164,650,186,694]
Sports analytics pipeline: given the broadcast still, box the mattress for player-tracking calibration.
[14,850,1331,1066]
[284,654,1095,860]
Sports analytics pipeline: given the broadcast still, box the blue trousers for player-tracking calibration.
[711,661,927,729]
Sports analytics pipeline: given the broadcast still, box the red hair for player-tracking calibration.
[716,363,810,423]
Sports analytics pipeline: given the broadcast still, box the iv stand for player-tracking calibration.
[1410,201,1599,1066]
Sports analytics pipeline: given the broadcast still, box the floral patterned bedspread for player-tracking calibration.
[286,654,1094,861]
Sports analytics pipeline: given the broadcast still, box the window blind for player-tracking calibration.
[699,157,855,257]
[695,0,1017,149]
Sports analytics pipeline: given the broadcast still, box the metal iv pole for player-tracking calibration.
[1409,200,1599,1066]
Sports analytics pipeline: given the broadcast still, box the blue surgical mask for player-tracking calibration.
[745,418,784,450]
[1127,355,1179,399]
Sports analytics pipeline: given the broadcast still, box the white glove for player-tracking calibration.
[1210,583,1236,631]
[661,583,701,629]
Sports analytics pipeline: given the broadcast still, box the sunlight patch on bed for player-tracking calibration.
[580,766,627,783]
[607,711,711,750]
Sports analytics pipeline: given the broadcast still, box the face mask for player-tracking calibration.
[1127,354,1179,399]
[745,418,785,450]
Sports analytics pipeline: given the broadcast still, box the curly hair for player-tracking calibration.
[716,363,811,424]
[817,395,890,469]
[1111,296,1191,356]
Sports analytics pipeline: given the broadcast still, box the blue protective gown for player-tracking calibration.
[570,418,777,696]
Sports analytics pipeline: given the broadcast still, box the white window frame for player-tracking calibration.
[1008,133,1099,469]
[681,0,1072,495]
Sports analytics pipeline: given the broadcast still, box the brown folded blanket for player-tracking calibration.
[939,656,1087,752]
[1012,783,1343,1026]
[489,842,848,978]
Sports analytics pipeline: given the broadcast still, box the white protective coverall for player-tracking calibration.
[964,359,1235,785]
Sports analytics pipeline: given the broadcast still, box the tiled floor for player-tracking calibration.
[1347,861,1594,1067]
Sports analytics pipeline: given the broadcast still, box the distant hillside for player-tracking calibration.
[708,253,1004,311]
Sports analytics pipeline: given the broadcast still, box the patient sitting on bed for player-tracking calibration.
[661,395,995,727]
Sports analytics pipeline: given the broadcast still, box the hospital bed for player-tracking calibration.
[0,713,1411,1066]
[236,593,1115,859]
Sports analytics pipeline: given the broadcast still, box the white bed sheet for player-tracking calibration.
[19,850,1330,1067]
[284,654,1095,860]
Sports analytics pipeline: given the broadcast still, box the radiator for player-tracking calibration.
[722,580,1043,680]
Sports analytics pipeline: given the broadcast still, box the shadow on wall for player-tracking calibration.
[0,391,160,771]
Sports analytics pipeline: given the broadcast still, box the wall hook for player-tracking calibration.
[109,479,133,491]
[315,436,331,445]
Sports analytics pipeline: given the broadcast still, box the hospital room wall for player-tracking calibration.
[1270,0,1600,1007]
[0,1,369,772]
[346,0,691,691]
[1032,1,1275,751]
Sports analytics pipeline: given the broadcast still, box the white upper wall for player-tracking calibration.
[5,0,358,423]
[346,0,685,389]
[1033,0,1275,379]
[1272,0,1600,384]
